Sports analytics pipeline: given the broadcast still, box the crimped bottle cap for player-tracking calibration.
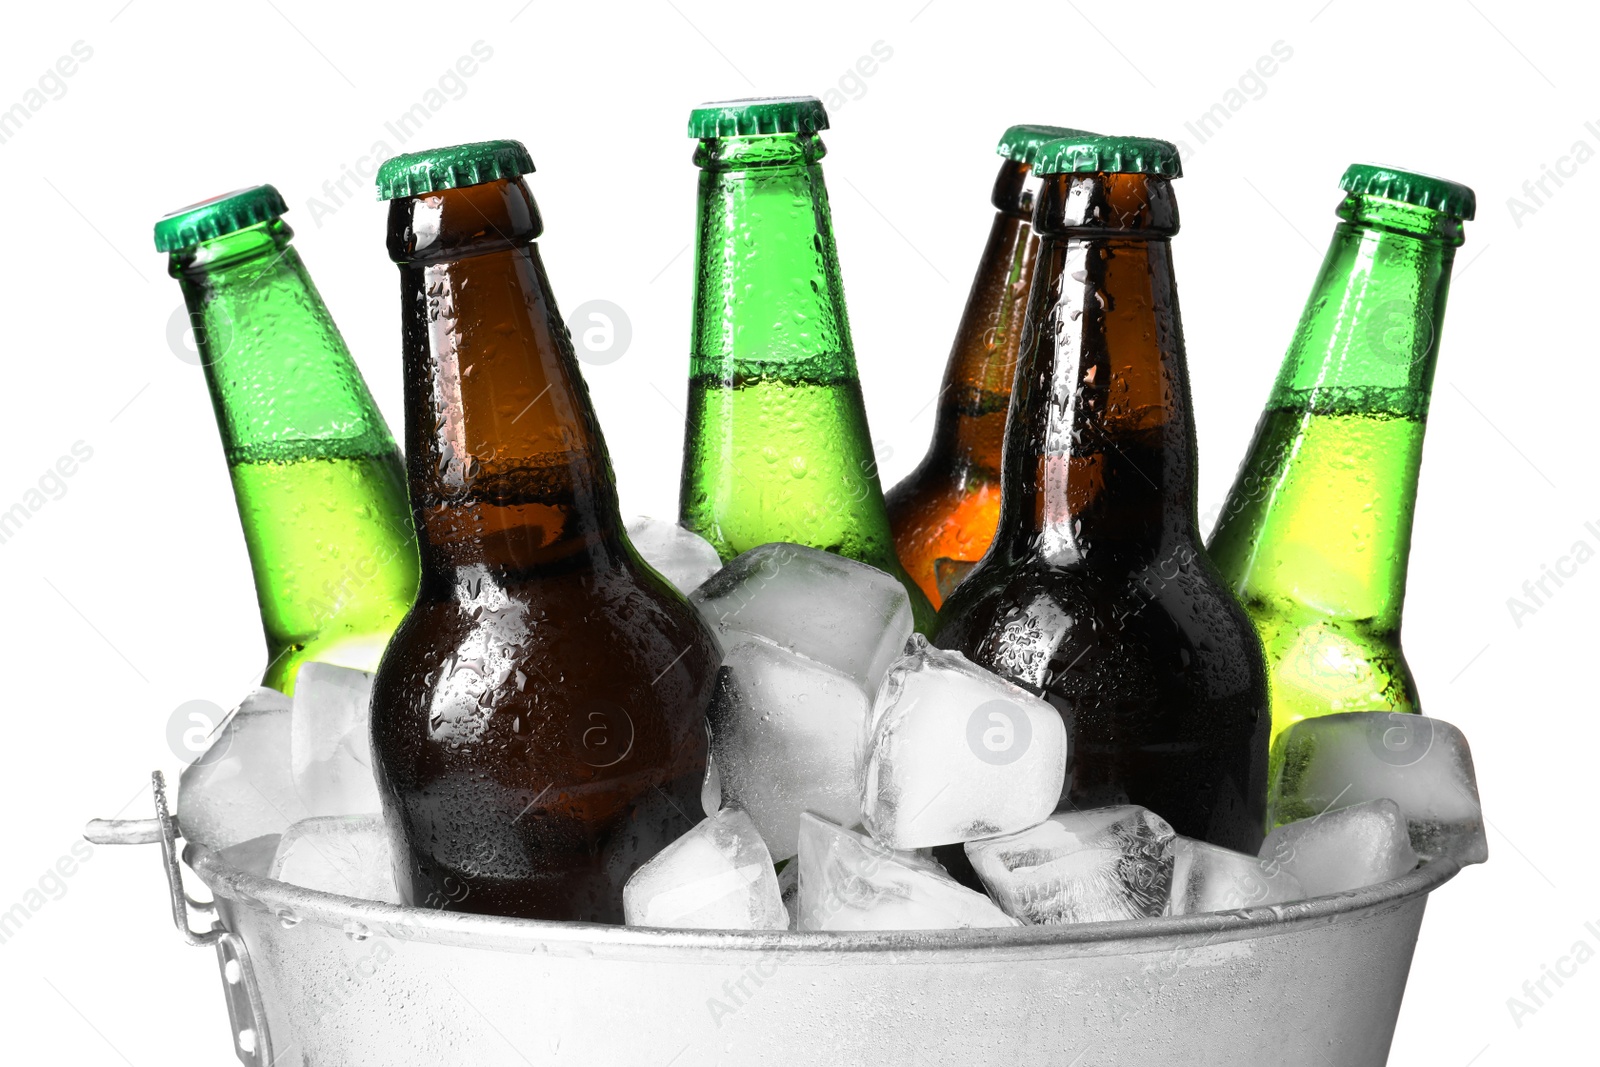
[374,139,535,201]
[153,185,287,252]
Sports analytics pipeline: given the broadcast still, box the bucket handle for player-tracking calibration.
[84,771,275,1067]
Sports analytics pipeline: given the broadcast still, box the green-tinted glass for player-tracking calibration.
[160,209,420,694]
[678,113,934,631]
[1206,165,1472,803]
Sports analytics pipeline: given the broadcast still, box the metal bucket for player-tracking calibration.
[90,773,1457,1066]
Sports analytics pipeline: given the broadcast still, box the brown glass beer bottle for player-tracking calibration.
[934,136,1271,853]
[368,141,720,922]
[887,124,1092,609]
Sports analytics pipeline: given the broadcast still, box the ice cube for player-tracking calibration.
[1167,837,1304,915]
[1271,712,1487,865]
[623,808,786,930]
[861,636,1067,849]
[796,814,1018,931]
[707,639,872,861]
[965,806,1176,925]
[178,688,311,848]
[215,834,282,878]
[690,542,913,694]
[625,515,724,595]
[1259,799,1418,898]
[290,663,382,818]
[270,813,399,904]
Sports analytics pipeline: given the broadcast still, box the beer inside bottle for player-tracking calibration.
[679,96,935,631]
[888,124,1093,608]
[935,136,1271,854]
[1207,164,1474,777]
[155,187,419,694]
[369,142,719,923]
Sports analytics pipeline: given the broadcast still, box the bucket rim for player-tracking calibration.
[188,844,1459,964]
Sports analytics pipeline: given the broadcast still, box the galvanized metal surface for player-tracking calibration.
[92,774,1458,1066]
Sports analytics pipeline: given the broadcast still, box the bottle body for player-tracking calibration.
[368,168,718,922]
[936,169,1270,853]
[678,128,934,630]
[1208,187,1463,773]
[888,161,1042,608]
[170,213,418,694]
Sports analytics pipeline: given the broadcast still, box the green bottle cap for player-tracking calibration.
[1339,163,1475,220]
[688,96,830,139]
[374,139,535,201]
[153,185,287,252]
[996,124,1098,166]
[1031,135,1183,179]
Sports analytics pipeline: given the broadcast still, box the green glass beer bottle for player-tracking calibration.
[1206,164,1474,773]
[678,96,935,631]
[155,186,419,694]
[887,124,1093,609]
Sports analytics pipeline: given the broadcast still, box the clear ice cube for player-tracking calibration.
[861,636,1067,849]
[178,688,310,848]
[690,542,913,694]
[1259,798,1418,898]
[625,515,724,595]
[291,663,381,818]
[796,814,1018,931]
[707,638,872,861]
[1167,837,1304,915]
[623,808,786,930]
[1271,711,1487,865]
[270,813,399,903]
[965,806,1176,925]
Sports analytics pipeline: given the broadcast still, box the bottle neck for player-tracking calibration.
[690,132,859,384]
[925,161,1044,476]
[171,219,396,464]
[1268,193,1462,414]
[387,177,624,577]
[995,172,1199,567]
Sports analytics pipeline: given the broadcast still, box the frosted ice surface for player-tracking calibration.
[623,808,786,930]
[966,806,1176,925]
[1271,711,1486,865]
[270,813,399,904]
[707,639,872,861]
[861,635,1066,849]
[690,542,913,694]
[796,814,1018,931]
[1167,837,1304,915]
[625,515,724,595]
[291,663,381,819]
[178,688,310,848]
[1259,798,1418,898]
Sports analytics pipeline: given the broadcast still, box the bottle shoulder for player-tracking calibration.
[936,548,1268,681]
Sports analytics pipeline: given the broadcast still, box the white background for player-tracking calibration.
[0,1,1591,1063]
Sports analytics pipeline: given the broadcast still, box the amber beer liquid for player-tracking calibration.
[936,137,1271,853]
[368,142,720,922]
[888,124,1092,608]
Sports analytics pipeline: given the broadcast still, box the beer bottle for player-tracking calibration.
[155,187,419,695]
[1207,165,1474,778]
[935,136,1271,853]
[368,141,720,922]
[678,96,935,631]
[888,124,1093,608]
